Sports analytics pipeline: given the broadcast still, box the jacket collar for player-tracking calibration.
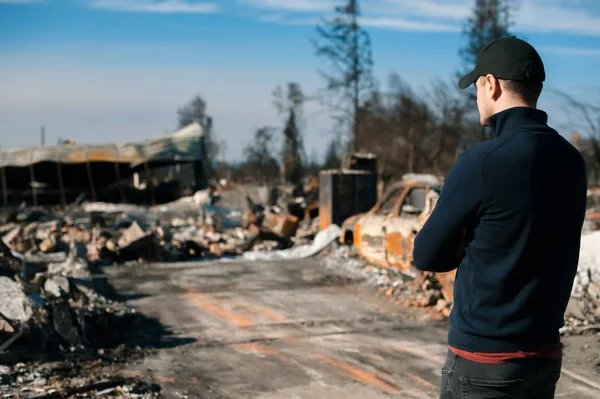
[487,106,549,138]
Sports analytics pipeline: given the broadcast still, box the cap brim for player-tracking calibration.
[458,70,479,90]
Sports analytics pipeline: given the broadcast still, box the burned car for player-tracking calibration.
[340,175,457,302]
[340,176,441,271]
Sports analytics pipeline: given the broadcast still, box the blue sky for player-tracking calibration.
[1,0,599,161]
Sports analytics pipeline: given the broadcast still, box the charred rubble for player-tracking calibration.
[0,184,322,398]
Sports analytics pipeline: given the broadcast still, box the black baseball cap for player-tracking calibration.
[458,36,546,90]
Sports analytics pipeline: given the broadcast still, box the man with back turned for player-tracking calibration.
[413,36,588,398]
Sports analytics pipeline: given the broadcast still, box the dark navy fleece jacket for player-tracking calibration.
[413,107,587,353]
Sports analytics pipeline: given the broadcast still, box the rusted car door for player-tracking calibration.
[355,186,405,266]
[383,185,430,272]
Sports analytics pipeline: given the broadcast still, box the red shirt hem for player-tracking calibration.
[448,343,563,364]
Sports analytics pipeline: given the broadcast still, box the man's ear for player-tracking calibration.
[485,74,501,101]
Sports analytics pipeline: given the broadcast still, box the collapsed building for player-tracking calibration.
[0,123,209,208]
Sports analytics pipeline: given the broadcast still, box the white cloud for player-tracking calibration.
[0,0,42,3]
[241,0,336,12]
[91,0,220,13]
[10,0,598,35]
[371,0,469,21]
[377,1,600,36]
[241,0,467,18]
[515,1,600,36]
[539,45,600,56]
[360,17,459,33]
[242,0,600,36]
[259,15,319,26]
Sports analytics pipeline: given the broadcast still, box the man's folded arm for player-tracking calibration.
[413,152,484,273]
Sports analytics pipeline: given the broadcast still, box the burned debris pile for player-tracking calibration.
[565,281,600,335]
[0,180,329,397]
[81,183,320,264]
[0,209,169,397]
[1,366,162,399]
[0,213,136,356]
[563,231,600,335]
[0,184,323,352]
[322,244,454,321]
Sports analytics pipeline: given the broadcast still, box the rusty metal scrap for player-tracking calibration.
[261,213,299,239]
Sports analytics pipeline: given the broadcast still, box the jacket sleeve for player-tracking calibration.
[413,151,484,273]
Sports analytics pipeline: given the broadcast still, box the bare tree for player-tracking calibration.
[354,74,439,187]
[460,0,514,72]
[305,148,323,177]
[425,78,469,174]
[351,73,473,193]
[273,82,304,118]
[313,0,375,151]
[385,75,434,174]
[273,83,306,184]
[460,0,516,141]
[242,126,280,183]
[323,137,342,170]
[177,95,220,172]
[556,91,600,184]
[281,110,304,184]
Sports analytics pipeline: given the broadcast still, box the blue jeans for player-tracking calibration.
[440,350,562,398]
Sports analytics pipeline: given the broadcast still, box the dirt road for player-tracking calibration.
[106,257,600,398]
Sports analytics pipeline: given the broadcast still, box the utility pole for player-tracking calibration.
[41,126,45,146]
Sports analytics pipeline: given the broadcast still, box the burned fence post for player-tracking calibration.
[56,163,67,209]
[1,166,7,209]
[114,148,126,203]
[114,162,126,203]
[85,161,97,202]
[143,161,156,206]
[29,164,37,207]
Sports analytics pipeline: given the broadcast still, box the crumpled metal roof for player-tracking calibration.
[0,123,204,168]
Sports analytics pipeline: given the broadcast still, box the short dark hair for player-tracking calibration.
[501,79,543,106]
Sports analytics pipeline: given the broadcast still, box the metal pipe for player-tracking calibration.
[86,162,97,202]
[57,163,66,209]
